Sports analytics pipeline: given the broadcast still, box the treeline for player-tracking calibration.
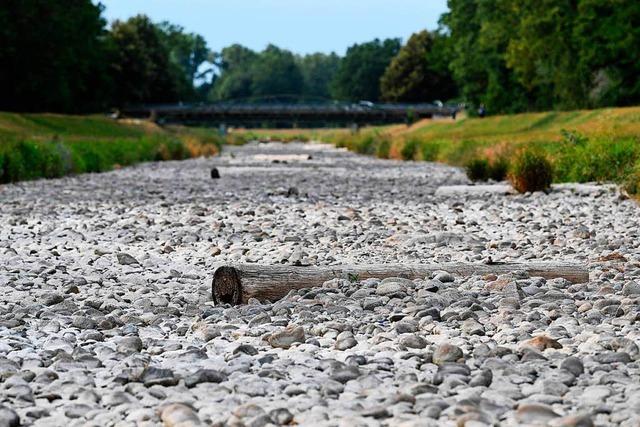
[0,2,212,113]
[443,0,640,113]
[0,0,456,112]
[1,0,639,114]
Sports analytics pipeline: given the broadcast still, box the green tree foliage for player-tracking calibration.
[211,45,310,101]
[157,22,215,99]
[108,15,192,106]
[380,31,457,102]
[210,44,258,100]
[0,0,111,113]
[250,45,304,97]
[442,0,640,113]
[298,53,341,99]
[575,0,640,107]
[331,39,401,101]
[441,0,530,114]
[157,22,212,83]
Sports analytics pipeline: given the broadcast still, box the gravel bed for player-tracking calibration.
[1,142,640,426]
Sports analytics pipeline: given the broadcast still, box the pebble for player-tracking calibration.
[184,369,227,388]
[160,403,202,427]
[1,142,639,426]
[560,357,584,376]
[116,252,139,266]
[515,403,560,424]
[268,325,305,349]
[622,281,640,295]
[432,343,464,365]
[0,406,19,427]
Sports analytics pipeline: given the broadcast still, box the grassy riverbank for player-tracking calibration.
[0,113,223,183]
[235,106,640,193]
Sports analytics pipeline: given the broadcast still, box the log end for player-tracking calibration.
[212,266,242,305]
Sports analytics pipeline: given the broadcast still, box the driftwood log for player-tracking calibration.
[212,262,589,305]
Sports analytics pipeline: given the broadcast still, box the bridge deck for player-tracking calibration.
[121,102,459,126]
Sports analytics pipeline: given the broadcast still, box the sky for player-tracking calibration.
[98,0,449,55]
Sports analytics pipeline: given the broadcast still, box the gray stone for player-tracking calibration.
[560,357,584,376]
[160,403,202,427]
[432,343,464,365]
[268,325,305,349]
[0,406,19,427]
[399,334,427,349]
[116,252,140,265]
[376,282,406,297]
[330,365,361,383]
[184,369,227,388]
[117,336,143,354]
[622,282,640,296]
[269,408,294,425]
[141,367,178,387]
[516,403,560,424]
[42,292,64,306]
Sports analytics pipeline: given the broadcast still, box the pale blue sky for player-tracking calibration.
[98,0,449,55]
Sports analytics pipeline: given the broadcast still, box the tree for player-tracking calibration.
[574,0,640,107]
[331,38,401,101]
[505,0,585,110]
[210,44,258,100]
[442,0,640,113]
[108,15,189,106]
[158,22,214,99]
[0,0,111,112]
[250,45,304,98]
[298,53,341,99]
[441,0,530,114]
[211,44,305,101]
[380,30,457,102]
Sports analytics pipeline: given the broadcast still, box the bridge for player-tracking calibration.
[120,101,459,128]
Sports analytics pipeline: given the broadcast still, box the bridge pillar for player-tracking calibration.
[350,123,359,134]
[218,123,227,136]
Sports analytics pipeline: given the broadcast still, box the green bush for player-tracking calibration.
[554,136,638,183]
[624,167,640,195]
[376,137,391,159]
[0,151,5,182]
[509,149,553,193]
[420,142,440,161]
[0,135,201,183]
[465,158,490,181]
[488,157,509,181]
[355,134,377,155]
[401,138,420,160]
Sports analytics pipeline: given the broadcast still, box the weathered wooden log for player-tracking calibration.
[252,154,312,162]
[212,262,589,305]
[435,184,516,197]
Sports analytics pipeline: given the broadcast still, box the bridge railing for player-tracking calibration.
[120,101,459,126]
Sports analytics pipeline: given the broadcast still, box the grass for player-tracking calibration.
[9,107,639,191]
[0,112,223,183]
[233,107,640,193]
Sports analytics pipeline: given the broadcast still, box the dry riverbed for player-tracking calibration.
[1,142,640,426]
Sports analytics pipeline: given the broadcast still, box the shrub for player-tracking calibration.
[400,138,420,160]
[488,157,509,181]
[3,147,27,182]
[421,142,440,161]
[509,149,553,193]
[376,137,391,159]
[465,158,490,181]
[554,136,638,183]
[0,151,5,183]
[355,134,377,155]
